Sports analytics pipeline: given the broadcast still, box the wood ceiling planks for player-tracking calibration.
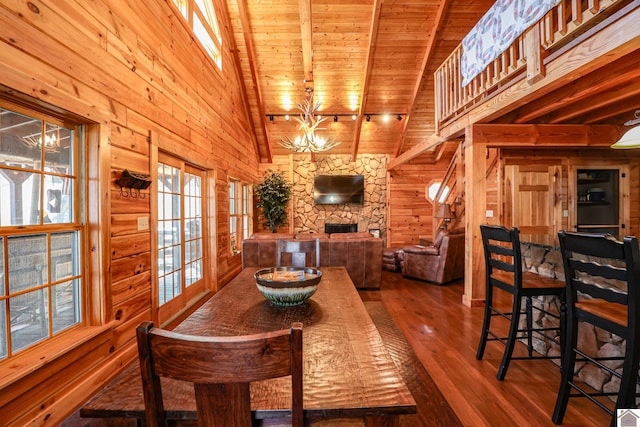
[225,0,496,159]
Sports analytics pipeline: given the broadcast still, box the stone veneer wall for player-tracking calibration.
[291,155,387,242]
[521,242,627,400]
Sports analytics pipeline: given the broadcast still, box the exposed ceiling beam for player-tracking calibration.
[350,0,383,161]
[472,124,624,147]
[579,98,640,124]
[546,80,640,123]
[504,54,640,124]
[299,0,313,87]
[388,133,443,170]
[392,0,450,158]
[229,0,272,162]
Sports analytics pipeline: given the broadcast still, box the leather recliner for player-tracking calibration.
[399,227,465,285]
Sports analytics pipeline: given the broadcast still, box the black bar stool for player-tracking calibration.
[477,225,566,380]
[553,231,640,426]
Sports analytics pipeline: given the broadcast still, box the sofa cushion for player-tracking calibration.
[432,231,446,247]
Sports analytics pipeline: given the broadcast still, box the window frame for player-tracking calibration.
[169,0,223,70]
[0,99,90,363]
[229,179,241,255]
[242,183,253,241]
[229,179,253,255]
[427,180,450,204]
[156,153,207,325]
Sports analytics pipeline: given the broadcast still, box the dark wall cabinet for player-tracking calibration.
[576,169,620,237]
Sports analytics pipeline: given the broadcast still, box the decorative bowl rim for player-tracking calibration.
[254,266,322,288]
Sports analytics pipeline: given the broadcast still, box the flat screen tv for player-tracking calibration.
[314,174,364,205]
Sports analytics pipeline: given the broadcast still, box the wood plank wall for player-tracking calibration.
[387,161,448,247]
[465,145,640,308]
[0,0,259,424]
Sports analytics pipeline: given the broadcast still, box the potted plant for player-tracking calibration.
[255,170,293,232]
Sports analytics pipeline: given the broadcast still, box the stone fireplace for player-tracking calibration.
[290,154,387,242]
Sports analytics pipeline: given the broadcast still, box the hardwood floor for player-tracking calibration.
[370,270,610,427]
[65,270,611,426]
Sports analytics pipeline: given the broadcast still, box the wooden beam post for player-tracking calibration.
[524,24,545,84]
[462,125,487,307]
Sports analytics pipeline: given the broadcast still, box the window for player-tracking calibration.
[0,102,83,359]
[427,181,450,203]
[157,155,205,321]
[170,0,223,69]
[229,180,252,255]
[229,179,240,255]
[242,184,252,241]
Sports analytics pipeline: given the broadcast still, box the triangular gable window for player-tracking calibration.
[171,0,223,70]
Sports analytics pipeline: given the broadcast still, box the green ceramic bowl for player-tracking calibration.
[254,267,322,306]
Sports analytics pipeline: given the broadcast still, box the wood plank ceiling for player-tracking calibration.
[225,0,495,162]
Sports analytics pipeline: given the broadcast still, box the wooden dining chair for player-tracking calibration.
[277,238,320,267]
[477,225,566,380]
[136,321,304,427]
[553,231,640,426]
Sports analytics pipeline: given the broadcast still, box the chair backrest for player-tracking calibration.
[479,224,524,290]
[136,321,304,427]
[277,238,320,267]
[558,231,640,332]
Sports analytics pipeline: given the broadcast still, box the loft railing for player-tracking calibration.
[435,0,627,132]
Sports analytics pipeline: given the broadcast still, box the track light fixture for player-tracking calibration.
[361,113,405,122]
[266,112,407,124]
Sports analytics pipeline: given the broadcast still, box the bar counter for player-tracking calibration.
[519,234,563,280]
[516,232,627,401]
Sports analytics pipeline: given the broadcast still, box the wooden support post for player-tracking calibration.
[525,25,545,84]
[462,125,487,307]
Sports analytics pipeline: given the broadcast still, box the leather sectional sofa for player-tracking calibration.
[242,232,383,289]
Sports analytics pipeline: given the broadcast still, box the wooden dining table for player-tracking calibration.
[81,266,417,425]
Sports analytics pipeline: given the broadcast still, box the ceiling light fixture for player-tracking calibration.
[278,88,341,153]
[334,115,338,122]
[611,110,640,149]
[366,115,371,122]
[397,114,402,121]
[351,114,357,121]
[22,127,61,152]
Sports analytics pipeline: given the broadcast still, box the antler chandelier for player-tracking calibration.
[278,88,341,153]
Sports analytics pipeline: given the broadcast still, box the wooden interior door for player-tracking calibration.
[505,164,558,235]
